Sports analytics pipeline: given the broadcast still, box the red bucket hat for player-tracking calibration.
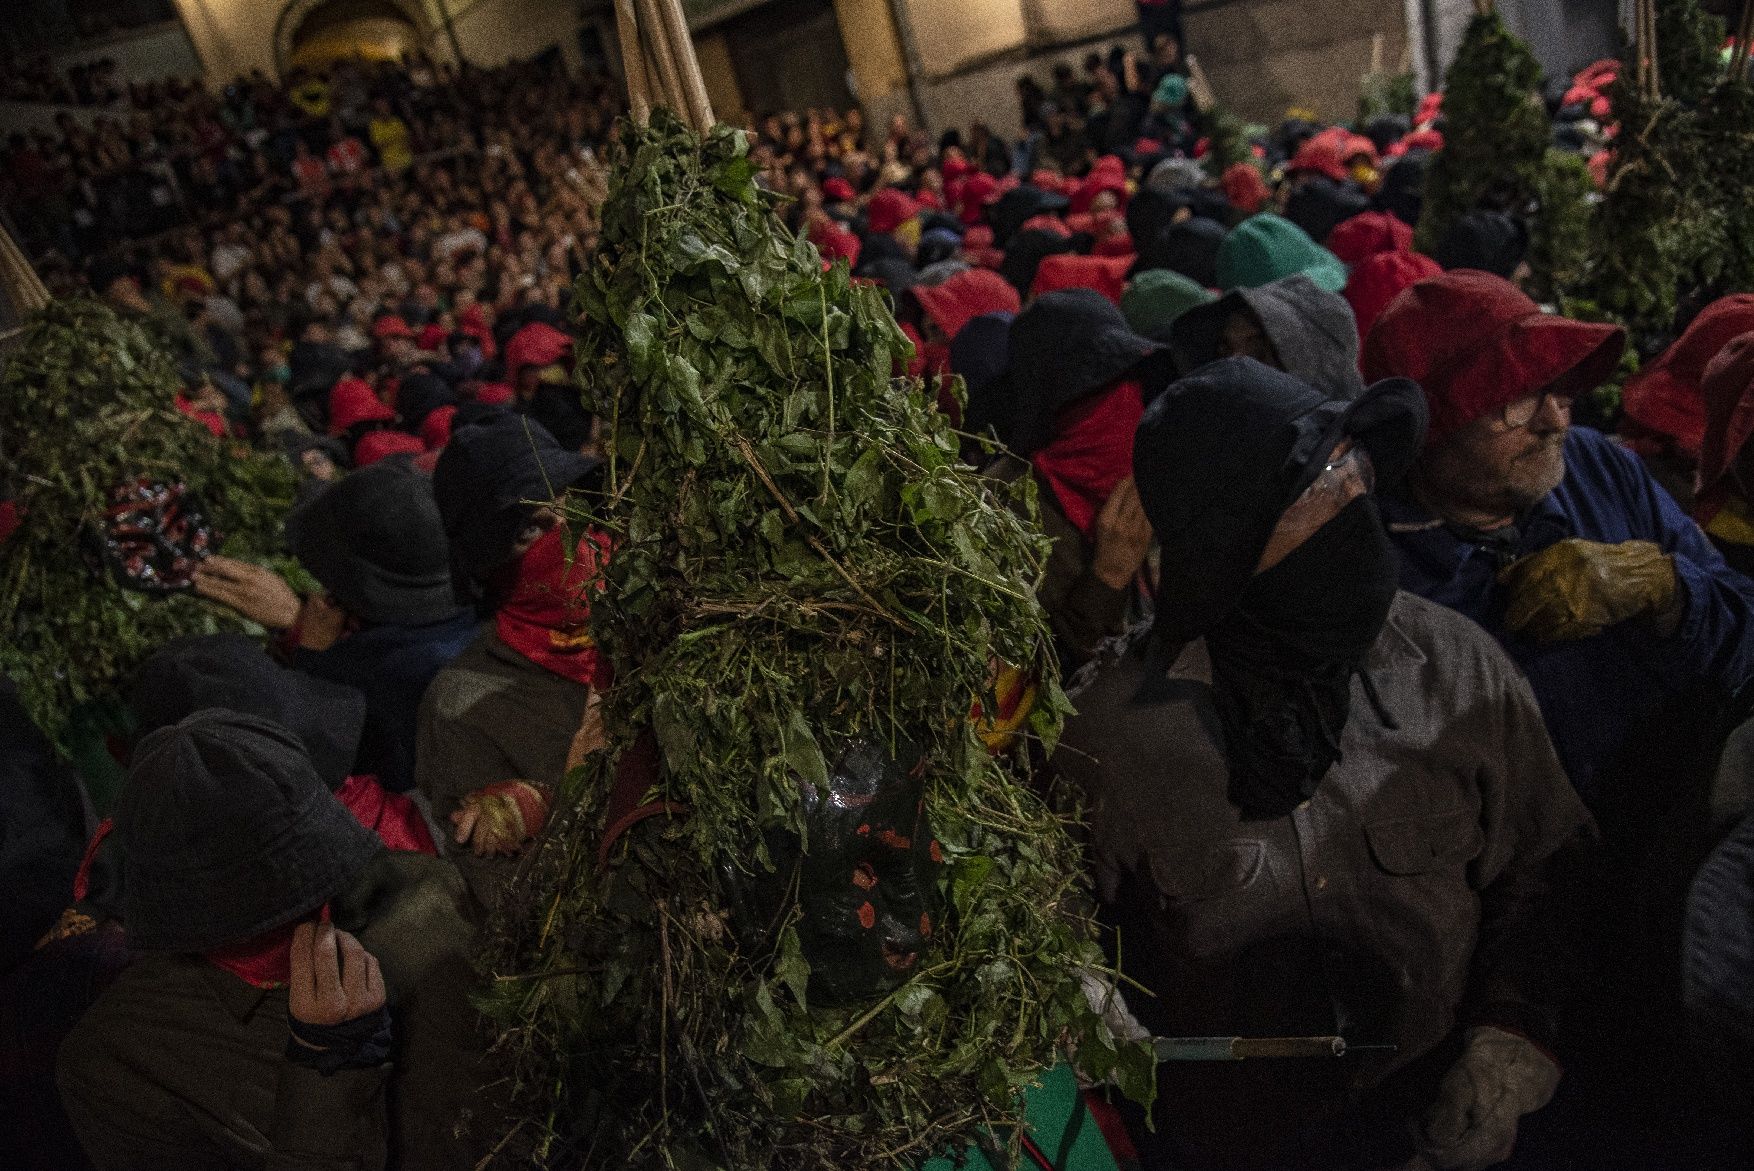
[1695,332,1754,524]
[1289,137,1351,184]
[327,376,394,436]
[912,269,1021,341]
[1326,211,1414,267]
[1622,294,1754,458]
[1362,271,1625,448]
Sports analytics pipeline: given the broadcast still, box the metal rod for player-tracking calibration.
[1153,1035,1369,1062]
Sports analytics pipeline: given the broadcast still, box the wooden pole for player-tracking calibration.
[614,0,652,124]
[0,222,50,317]
[656,0,716,133]
[635,0,689,122]
[1733,1,1754,76]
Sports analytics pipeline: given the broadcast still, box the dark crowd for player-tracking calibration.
[2,22,1753,1171]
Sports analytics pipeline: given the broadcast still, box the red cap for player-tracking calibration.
[327,376,394,436]
[912,269,1021,341]
[822,177,856,202]
[1029,253,1133,305]
[503,322,572,385]
[474,382,515,406]
[354,429,428,467]
[811,222,862,269]
[418,323,448,351]
[1363,271,1625,448]
[1289,137,1351,184]
[372,315,415,340]
[866,188,921,235]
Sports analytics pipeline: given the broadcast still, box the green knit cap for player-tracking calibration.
[1121,270,1216,343]
[1216,213,1349,293]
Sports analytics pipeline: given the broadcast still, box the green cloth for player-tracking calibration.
[1216,213,1349,294]
[1121,271,1216,343]
[919,1063,1121,1171]
[1152,73,1189,110]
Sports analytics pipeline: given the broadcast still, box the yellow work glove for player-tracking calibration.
[1498,538,1679,644]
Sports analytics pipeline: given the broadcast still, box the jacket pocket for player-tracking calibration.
[1364,809,1484,876]
[1148,839,1265,901]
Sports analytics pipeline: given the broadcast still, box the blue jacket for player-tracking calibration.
[291,611,481,793]
[1382,427,1754,806]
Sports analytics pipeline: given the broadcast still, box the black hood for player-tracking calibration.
[1434,210,1530,279]
[1372,150,1431,228]
[131,633,366,792]
[1001,289,1174,456]
[1284,176,1371,247]
[999,229,1084,298]
[1134,357,1426,651]
[1133,217,1228,288]
[987,184,1071,248]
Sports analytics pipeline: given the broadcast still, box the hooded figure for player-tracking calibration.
[1283,176,1371,247]
[56,710,486,1171]
[130,634,435,853]
[987,184,1073,248]
[985,291,1176,664]
[1693,333,1754,576]
[1133,216,1227,287]
[950,312,1015,440]
[1217,214,1348,293]
[423,414,607,908]
[999,228,1084,298]
[1433,211,1531,279]
[1056,357,1589,1170]
[1622,294,1754,463]
[1170,273,1367,400]
[1372,149,1431,227]
[286,460,477,792]
[1343,250,1442,344]
[1121,269,1215,344]
[1325,210,1415,268]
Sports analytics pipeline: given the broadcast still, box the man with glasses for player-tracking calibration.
[1057,357,1589,1170]
[1365,271,1754,817]
[1365,271,1754,1165]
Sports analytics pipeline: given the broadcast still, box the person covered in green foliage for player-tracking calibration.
[1058,356,1590,1171]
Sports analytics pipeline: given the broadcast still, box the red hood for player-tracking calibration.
[353,429,428,467]
[958,173,1001,225]
[1696,333,1754,523]
[1029,253,1133,306]
[866,188,921,235]
[1363,271,1625,448]
[1223,163,1271,215]
[327,376,393,436]
[1326,211,1413,267]
[912,269,1021,341]
[420,403,458,451]
[1622,294,1754,457]
[504,322,572,385]
[1343,250,1442,346]
[1069,161,1128,215]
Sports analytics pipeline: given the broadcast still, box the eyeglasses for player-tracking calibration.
[1494,391,1570,430]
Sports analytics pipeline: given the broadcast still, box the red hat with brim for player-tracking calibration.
[866,188,921,235]
[1363,270,1625,448]
[1623,294,1754,458]
[1326,211,1414,267]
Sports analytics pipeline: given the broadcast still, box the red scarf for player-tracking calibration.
[1030,379,1145,538]
[496,525,612,687]
[205,915,313,988]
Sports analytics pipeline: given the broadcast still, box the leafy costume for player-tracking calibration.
[0,300,296,805]
[483,114,1150,1168]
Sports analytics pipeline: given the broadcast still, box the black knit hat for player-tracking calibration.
[118,711,382,953]
[286,457,461,626]
[1134,357,1426,652]
[431,412,600,582]
[131,634,366,792]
